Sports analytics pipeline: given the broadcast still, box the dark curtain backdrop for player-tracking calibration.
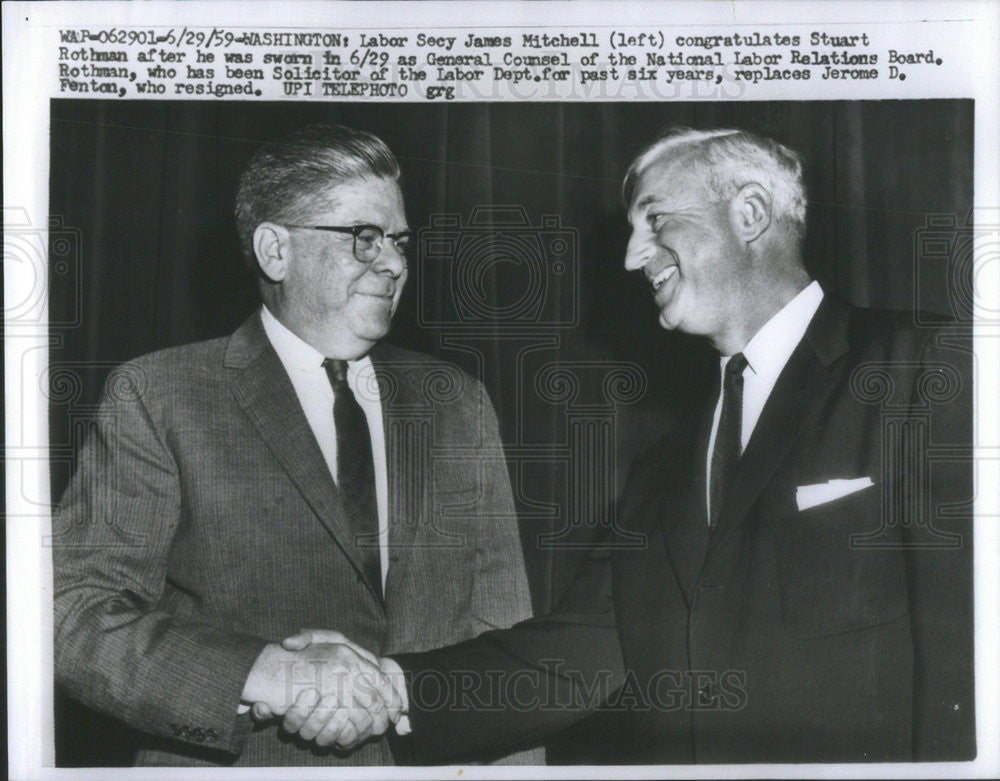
[49,99,973,765]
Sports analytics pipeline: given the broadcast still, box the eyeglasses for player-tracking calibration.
[285,224,414,264]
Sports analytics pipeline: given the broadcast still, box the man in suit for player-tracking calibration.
[52,122,537,766]
[276,127,974,763]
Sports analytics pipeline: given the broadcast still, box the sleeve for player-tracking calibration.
[52,364,269,756]
[902,331,975,760]
[467,381,543,764]
[468,379,534,635]
[391,533,625,764]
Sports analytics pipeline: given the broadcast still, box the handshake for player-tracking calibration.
[241,629,410,751]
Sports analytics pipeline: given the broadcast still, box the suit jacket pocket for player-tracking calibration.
[776,489,908,639]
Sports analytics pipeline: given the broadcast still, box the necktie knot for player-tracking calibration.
[323,358,350,389]
[725,352,748,382]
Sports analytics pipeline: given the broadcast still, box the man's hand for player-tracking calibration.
[277,629,410,733]
[241,633,404,749]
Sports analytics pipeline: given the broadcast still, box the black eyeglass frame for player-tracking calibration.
[284,223,414,263]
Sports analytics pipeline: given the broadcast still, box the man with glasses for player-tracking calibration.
[52,123,536,767]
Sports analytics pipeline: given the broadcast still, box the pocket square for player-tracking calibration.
[795,477,874,511]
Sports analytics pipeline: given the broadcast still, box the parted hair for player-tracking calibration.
[622,127,807,237]
[235,122,401,266]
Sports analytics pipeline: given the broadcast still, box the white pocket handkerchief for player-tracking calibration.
[795,477,874,512]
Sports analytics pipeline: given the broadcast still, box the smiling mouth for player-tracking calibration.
[651,266,678,291]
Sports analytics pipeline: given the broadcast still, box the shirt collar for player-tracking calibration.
[737,280,824,380]
[259,304,373,380]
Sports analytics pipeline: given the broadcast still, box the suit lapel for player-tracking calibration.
[369,346,424,602]
[225,313,384,604]
[657,410,712,607]
[705,297,853,562]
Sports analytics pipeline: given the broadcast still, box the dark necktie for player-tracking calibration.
[323,358,382,599]
[709,353,748,528]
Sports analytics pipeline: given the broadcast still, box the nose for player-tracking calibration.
[624,227,656,272]
[371,240,407,278]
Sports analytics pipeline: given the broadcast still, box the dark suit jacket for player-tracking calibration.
[395,297,974,764]
[53,311,534,766]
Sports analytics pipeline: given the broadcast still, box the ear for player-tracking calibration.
[729,182,772,243]
[253,222,291,282]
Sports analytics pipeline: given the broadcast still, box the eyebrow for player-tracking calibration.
[348,221,412,233]
[633,194,664,211]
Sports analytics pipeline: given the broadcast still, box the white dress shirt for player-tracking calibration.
[706,281,825,523]
[260,305,389,587]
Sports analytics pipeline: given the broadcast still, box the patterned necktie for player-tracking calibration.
[322,358,382,599]
[709,353,748,528]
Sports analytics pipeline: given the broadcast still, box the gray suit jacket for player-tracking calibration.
[53,311,535,766]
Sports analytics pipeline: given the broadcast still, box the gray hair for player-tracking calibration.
[622,127,807,235]
[235,122,401,266]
